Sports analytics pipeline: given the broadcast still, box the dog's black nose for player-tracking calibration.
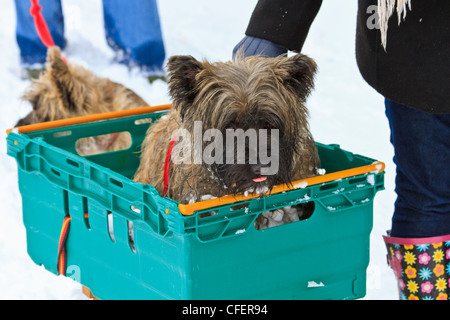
[251,164,262,175]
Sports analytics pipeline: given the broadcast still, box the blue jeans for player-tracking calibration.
[385,99,450,238]
[14,0,66,65]
[14,0,165,71]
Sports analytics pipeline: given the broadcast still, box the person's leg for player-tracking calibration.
[102,0,165,74]
[384,99,450,300]
[14,0,65,66]
[384,98,450,238]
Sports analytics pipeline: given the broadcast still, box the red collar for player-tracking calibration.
[164,136,177,197]
[109,132,119,142]
[103,132,120,150]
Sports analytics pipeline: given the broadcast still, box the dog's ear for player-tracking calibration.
[167,55,204,117]
[47,46,80,111]
[279,53,317,101]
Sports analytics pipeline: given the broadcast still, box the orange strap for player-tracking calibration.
[57,215,71,276]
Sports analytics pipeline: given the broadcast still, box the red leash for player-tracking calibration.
[30,0,54,47]
[164,136,177,197]
[29,0,67,62]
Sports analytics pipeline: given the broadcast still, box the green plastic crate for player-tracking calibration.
[6,105,384,300]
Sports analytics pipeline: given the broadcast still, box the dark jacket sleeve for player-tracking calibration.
[245,0,323,52]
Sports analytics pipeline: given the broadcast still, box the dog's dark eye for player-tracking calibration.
[263,121,277,130]
[225,122,237,131]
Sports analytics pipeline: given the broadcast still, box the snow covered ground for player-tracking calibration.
[0,0,398,299]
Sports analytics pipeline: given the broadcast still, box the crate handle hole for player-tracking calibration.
[75,132,131,156]
[255,201,315,230]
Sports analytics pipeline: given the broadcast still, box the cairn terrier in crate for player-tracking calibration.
[133,54,320,229]
[16,46,149,156]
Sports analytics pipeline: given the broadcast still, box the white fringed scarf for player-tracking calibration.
[378,0,412,50]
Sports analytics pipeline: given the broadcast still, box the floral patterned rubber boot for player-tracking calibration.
[383,232,450,300]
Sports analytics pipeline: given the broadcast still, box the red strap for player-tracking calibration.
[103,132,120,150]
[29,0,67,62]
[109,132,120,141]
[29,0,54,47]
[164,136,177,197]
[57,215,71,276]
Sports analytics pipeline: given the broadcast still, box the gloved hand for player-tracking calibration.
[232,36,287,59]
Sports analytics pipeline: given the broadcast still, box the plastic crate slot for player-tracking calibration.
[348,176,367,185]
[107,211,115,243]
[319,182,339,191]
[128,220,136,253]
[130,205,141,214]
[66,158,80,168]
[53,130,71,137]
[51,168,60,177]
[198,210,218,219]
[230,202,250,211]
[82,197,90,230]
[110,178,123,188]
[63,189,70,215]
[134,118,153,125]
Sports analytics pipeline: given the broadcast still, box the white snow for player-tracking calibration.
[316,168,326,175]
[307,281,325,288]
[0,0,397,299]
[293,181,308,189]
[367,174,376,186]
[298,194,311,202]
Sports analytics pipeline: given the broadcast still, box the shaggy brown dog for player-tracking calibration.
[16,46,149,155]
[17,48,320,229]
[133,54,320,227]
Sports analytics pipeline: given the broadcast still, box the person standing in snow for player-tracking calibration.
[14,0,165,81]
[233,0,449,300]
